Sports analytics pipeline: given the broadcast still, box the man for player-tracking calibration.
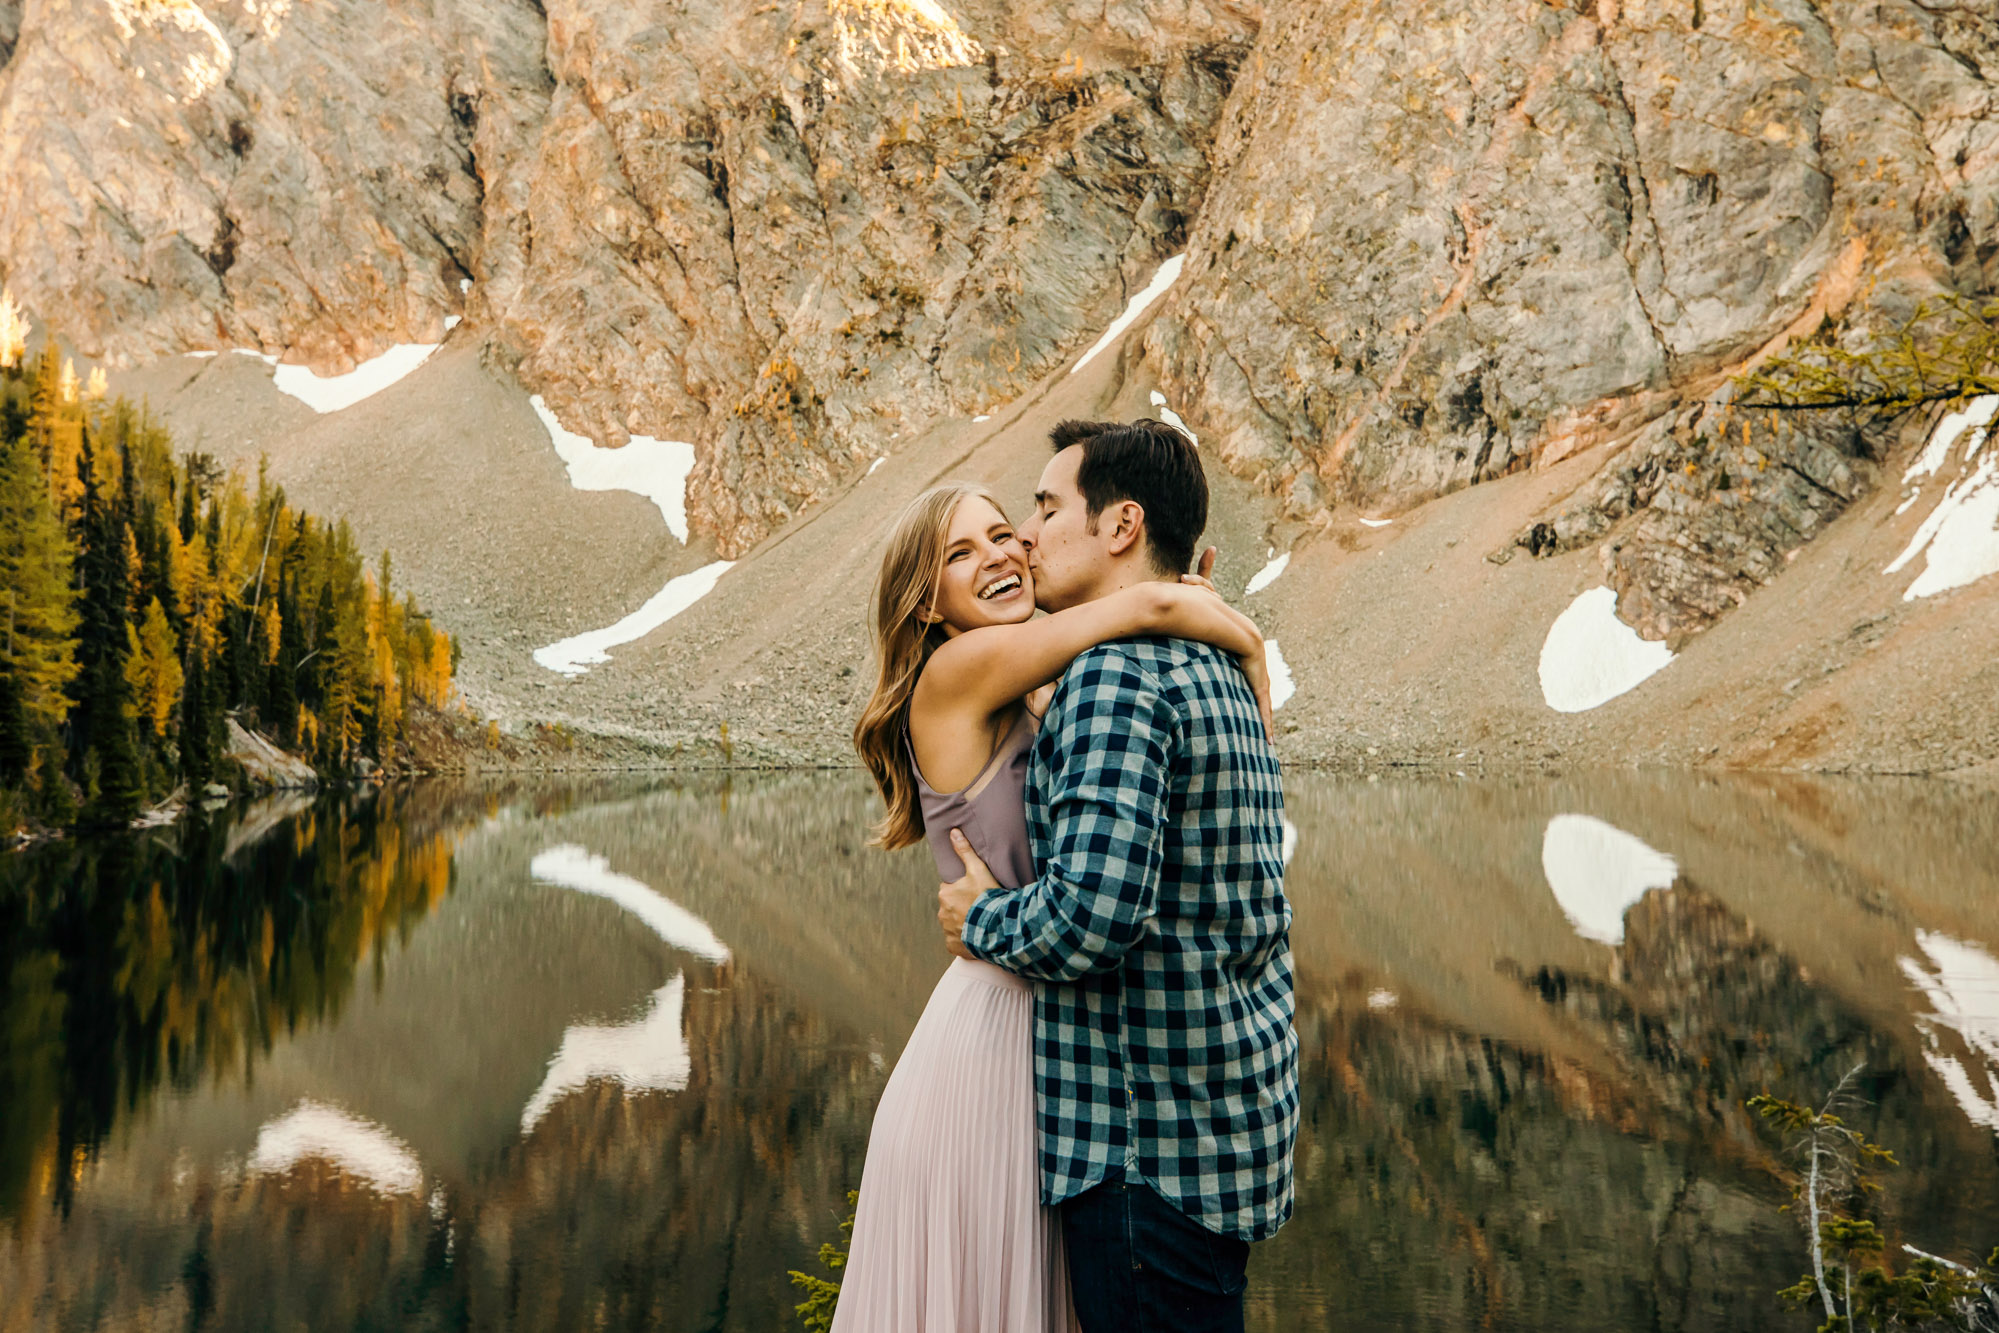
[937,417,1298,1332]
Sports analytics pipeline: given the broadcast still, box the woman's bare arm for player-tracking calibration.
[914,582,1268,728]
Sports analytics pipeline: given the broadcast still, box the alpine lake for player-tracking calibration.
[3,770,1997,1332]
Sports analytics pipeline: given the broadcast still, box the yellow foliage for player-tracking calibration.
[123,598,183,738]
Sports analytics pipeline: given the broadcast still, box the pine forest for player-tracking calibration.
[0,317,456,833]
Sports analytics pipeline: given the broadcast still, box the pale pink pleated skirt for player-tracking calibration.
[831,957,1078,1333]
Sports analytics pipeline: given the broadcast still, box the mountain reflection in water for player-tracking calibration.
[1,772,1996,1333]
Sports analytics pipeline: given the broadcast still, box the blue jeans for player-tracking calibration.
[1060,1170,1251,1333]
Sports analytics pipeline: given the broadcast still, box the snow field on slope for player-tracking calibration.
[1538,587,1674,712]
[1886,395,1999,601]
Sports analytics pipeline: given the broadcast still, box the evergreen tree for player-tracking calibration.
[180,650,215,788]
[0,439,80,736]
[0,670,29,783]
[68,429,143,824]
[266,572,298,743]
[124,597,182,740]
[177,471,196,543]
[35,745,73,824]
[0,342,454,821]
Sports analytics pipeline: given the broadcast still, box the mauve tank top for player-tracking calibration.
[910,707,1038,890]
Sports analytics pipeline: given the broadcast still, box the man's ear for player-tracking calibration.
[1104,500,1145,557]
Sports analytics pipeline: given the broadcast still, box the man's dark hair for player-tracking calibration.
[1048,418,1208,575]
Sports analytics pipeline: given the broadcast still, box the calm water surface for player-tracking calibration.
[3,772,1997,1332]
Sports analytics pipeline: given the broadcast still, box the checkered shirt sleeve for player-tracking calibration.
[962,637,1299,1243]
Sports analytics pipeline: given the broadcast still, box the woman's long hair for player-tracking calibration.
[854,482,1005,850]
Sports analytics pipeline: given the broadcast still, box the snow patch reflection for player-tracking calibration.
[248,1101,422,1195]
[1900,930,1999,1133]
[529,845,731,962]
[1540,813,1678,946]
[519,849,730,1135]
[520,975,693,1134]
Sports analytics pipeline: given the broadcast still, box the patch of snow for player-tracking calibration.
[866,457,886,476]
[1904,396,1999,484]
[532,560,733,676]
[528,844,731,963]
[1540,813,1678,946]
[268,342,444,413]
[1147,390,1199,448]
[529,395,697,543]
[248,1101,422,1195]
[1885,395,1999,600]
[1358,517,1392,528]
[459,277,473,294]
[1264,639,1295,710]
[1900,931,1999,1133]
[185,350,218,359]
[1071,255,1185,376]
[973,414,991,423]
[1885,452,1999,601]
[444,314,462,331]
[1245,552,1289,596]
[1895,493,1921,516]
[1366,988,1399,1011]
[1538,586,1675,712]
[1280,816,1299,868]
[520,975,692,1134]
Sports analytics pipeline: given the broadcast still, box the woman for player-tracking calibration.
[838,482,1270,1331]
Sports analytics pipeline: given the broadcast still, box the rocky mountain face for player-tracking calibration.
[0,0,1993,637]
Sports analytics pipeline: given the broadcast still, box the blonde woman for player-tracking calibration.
[841,468,1269,1332]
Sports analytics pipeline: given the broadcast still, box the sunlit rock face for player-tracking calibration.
[0,0,513,365]
[1,0,1993,597]
[1142,0,1995,522]
[0,0,1248,557]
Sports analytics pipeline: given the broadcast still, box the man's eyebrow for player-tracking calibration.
[1033,490,1054,505]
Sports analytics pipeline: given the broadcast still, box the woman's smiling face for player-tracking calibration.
[929,495,1033,637]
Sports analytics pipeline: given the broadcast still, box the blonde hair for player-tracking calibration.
[854,482,1006,850]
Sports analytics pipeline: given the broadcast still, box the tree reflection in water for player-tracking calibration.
[0,771,1995,1333]
[0,785,463,1230]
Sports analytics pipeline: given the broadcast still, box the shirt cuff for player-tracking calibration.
[960,886,1013,963]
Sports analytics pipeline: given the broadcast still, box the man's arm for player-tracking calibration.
[957,649,1178,982]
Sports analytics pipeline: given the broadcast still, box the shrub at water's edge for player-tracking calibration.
[789,1190,856,1332]
[0,310,457,834]
[1749,1070,1999,1332]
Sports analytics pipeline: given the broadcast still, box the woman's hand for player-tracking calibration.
[1240,639,1275,735]
[1179,545,1219,593]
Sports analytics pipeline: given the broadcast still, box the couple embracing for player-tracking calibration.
[841,417,1299,1332]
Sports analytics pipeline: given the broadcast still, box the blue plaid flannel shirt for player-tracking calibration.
[962,636,1298,1242]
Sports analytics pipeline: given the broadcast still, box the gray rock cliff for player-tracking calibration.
[0,0,1992,636]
